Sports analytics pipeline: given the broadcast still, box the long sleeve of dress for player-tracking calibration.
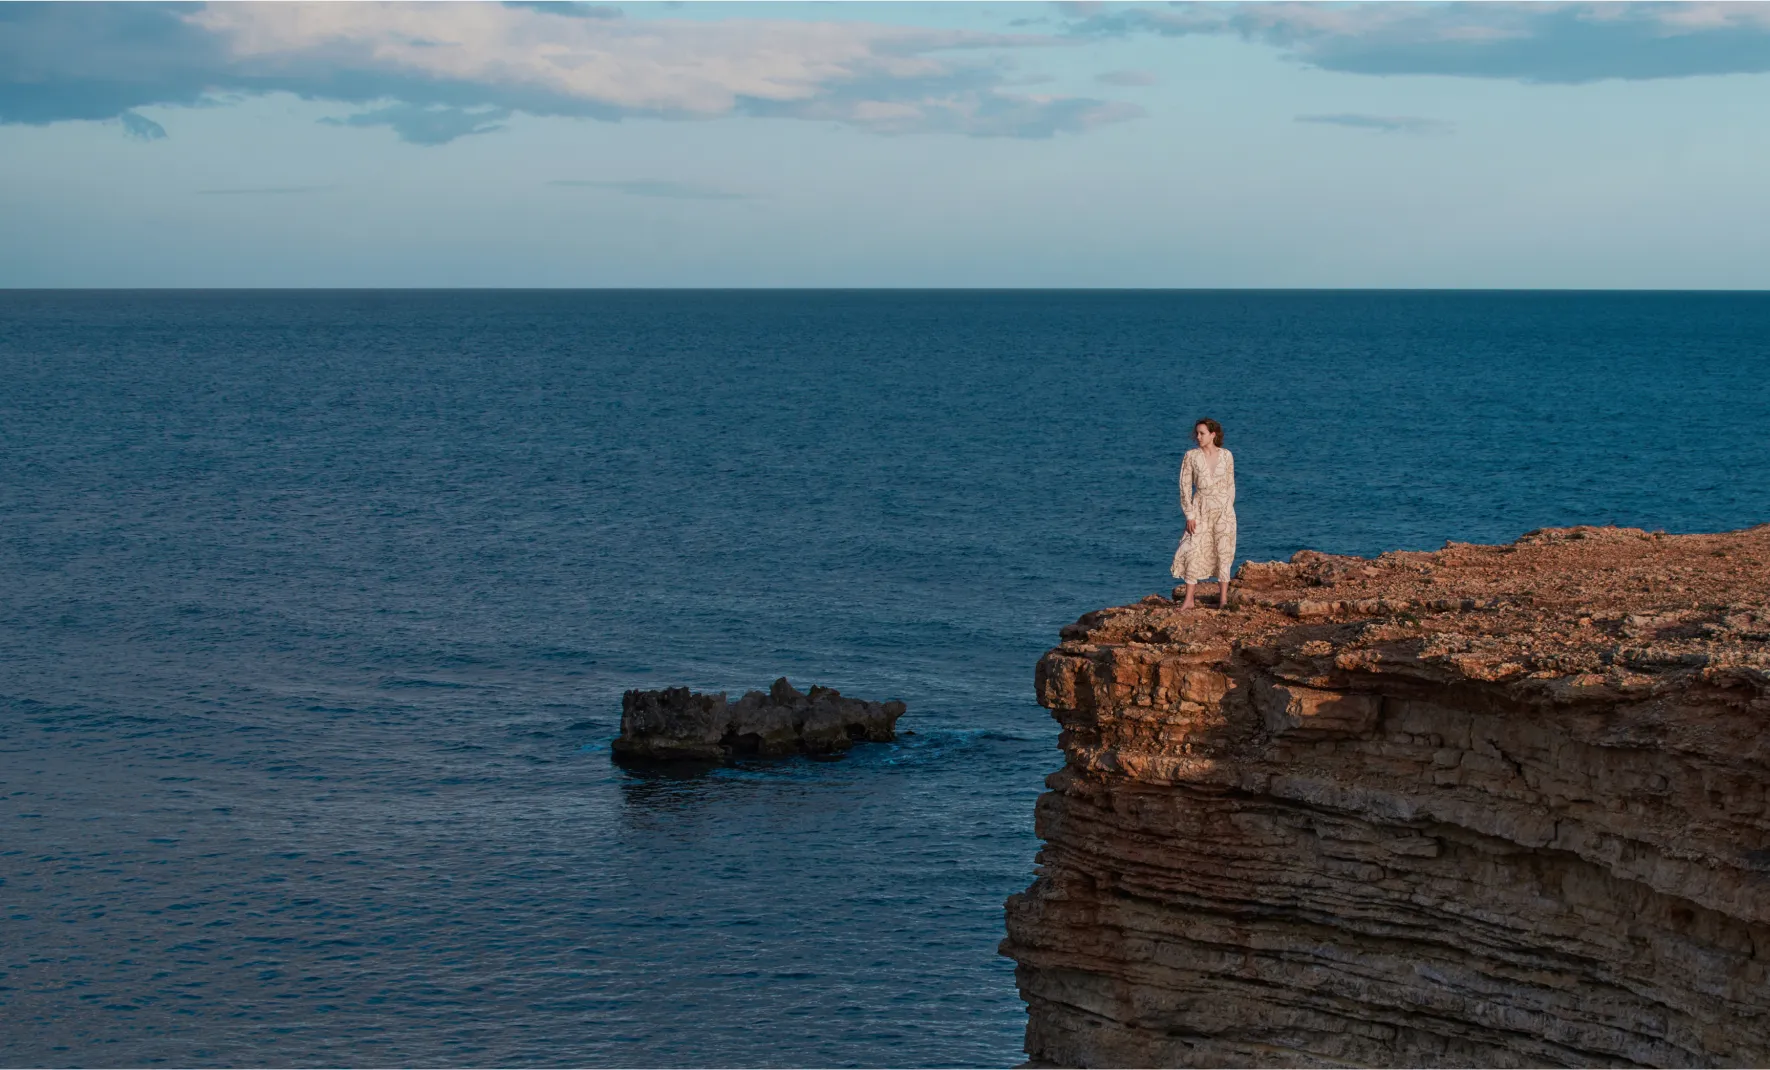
[1178,452,1197,521]
[1223,450,1235,509]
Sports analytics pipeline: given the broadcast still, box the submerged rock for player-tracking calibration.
[613,677,905,762]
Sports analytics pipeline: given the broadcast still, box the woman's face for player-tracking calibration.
[1195,423,1215,448]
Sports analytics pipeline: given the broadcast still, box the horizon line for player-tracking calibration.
[6,286,1770,294]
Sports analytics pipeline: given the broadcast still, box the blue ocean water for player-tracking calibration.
[1,290,1767,1068]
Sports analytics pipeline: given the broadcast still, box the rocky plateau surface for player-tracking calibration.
[613,677,905,762]
[1002,524,1770,1067]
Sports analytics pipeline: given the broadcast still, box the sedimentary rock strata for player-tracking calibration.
[613,677,904,762]
[1002,525,1770,1068]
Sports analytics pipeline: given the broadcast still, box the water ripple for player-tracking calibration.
[3,290,1768,1066]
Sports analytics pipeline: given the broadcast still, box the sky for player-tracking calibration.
[3,0,1770,288]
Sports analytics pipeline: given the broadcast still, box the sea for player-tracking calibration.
[2,290,1768,1068]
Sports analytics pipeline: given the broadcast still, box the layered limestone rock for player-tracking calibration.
[1002,525,1770,1068]
[613,677,904,762]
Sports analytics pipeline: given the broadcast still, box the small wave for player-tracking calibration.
[377,676,473,690]
[850,728,1046,768]
[535,648,600,664]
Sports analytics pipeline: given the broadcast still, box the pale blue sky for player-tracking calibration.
[3,1,1769,288]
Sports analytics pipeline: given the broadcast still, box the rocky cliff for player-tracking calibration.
[1001,525,1770,1068]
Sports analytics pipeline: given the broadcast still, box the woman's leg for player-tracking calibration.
[1179,579,1197,610]
[1214,514,1236,608]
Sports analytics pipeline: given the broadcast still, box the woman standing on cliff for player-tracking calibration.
[1172,418,1236,610]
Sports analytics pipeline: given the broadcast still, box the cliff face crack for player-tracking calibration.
[1003,524,1770,1068]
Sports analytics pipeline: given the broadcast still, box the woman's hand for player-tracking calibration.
[1186,519,1197,535]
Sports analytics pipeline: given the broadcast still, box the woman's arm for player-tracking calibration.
[1225,450,1235,509]
[1179,452,1197,533]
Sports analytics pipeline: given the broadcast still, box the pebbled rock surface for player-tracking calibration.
[613,677,905,762]
[1001,524,1770,1068]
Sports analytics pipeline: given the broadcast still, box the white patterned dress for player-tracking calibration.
[1171,447,1237,582]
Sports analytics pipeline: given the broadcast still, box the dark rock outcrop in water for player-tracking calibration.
[1002,524,1770,1068]
[613,677,905,762]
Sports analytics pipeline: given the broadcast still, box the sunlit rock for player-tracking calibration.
[1003,524,1770,1067]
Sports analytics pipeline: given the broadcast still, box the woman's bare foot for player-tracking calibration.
[1179,583,1197,610]
[1218,581,1232,609]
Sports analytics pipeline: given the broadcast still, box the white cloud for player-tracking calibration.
[181,2,1137,137]
[1068,2,1770,83]
[189,2,969,116]
[118,110,168,140]
[1295,112,1453,135]
[549,179,751,200]
[1095,69,1158,86]
[2,2,1142,142]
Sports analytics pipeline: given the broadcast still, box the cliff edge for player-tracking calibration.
[1002,524,1770,1068]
